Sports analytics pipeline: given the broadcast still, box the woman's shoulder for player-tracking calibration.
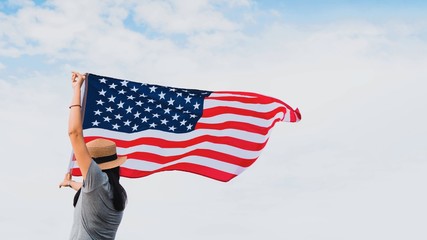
[82,160,108,192]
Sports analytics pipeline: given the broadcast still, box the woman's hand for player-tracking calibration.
[59,173,72,188]
[71,71,86,89]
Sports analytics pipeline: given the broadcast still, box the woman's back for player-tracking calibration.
[69,161,124,240]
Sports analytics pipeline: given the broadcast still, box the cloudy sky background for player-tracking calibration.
[1,0,426,239]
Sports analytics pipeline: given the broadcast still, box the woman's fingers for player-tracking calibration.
[59,173,72,188]
[72,72,85,83]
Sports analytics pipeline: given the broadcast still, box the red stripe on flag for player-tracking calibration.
[83,135,267,151]
[212,91,299,114]
[196,119,283,136]
[126,150,257,167]
[201,106,287,119]
[120,163,238,182]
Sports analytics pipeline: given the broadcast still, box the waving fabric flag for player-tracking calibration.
[69,73,301,182]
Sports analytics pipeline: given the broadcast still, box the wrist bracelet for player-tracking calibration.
[69,104,82,109]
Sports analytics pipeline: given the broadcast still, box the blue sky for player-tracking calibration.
[3,0,427,14]
[1,1,426,239]
[2,1,426,31]
[1,0,426,77]
[257,0,427,25]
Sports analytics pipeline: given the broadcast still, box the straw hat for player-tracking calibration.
[86,138,127,170]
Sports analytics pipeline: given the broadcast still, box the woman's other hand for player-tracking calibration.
[59,173,72,188]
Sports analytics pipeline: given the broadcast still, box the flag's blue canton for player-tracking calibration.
[83,75,212,134]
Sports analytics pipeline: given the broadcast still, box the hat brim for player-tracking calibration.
[97,156,127,170]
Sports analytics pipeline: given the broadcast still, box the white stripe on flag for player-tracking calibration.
[83,128,269,143]
[116,142,261,159]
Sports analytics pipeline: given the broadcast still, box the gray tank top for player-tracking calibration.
[69,161,124,240]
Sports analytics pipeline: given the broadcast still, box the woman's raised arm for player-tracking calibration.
[68,72,92,180]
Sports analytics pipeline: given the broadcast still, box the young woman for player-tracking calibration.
[59,72,127,240]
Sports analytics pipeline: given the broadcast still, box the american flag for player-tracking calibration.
[69,73,301,182]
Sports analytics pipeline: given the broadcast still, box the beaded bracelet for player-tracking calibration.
[69,104,82,109]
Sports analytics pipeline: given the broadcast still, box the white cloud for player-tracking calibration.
[0,0,252,59]
[132,0,241,34]
[212,0,252,8]
[0,0,254,82]
[1,1,427,239]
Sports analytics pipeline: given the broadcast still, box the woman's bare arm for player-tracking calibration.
[68,72,92,180]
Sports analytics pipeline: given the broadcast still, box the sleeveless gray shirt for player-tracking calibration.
[69,161,124,240]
